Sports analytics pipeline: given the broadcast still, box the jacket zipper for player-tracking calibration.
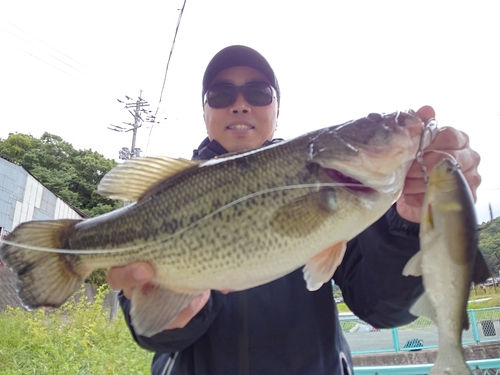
[238,293,249,375]
[161,352,178,375]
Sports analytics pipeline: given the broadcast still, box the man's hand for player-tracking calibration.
[107,263,210,330]
[396,106,481,223]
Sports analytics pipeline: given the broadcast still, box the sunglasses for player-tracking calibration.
[205,81,275,108]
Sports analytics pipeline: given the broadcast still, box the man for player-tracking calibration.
[108,45,481,374]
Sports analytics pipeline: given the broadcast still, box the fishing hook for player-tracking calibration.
[416,118,438,184]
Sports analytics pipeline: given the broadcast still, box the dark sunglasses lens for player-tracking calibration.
[242,82,273,106]
[207,84,236,108]
[206,82,273,108]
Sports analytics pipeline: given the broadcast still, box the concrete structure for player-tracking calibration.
[0,266,25,311]
[353,342,500,366]
[0,154,87,310]
[0,155,85,239]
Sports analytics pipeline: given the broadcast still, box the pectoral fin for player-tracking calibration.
[303,242,347,291]
[411,291,469,331]
[409,291,438,325]
[130,283,200,337]
[402,251,423,277]
[271,189,338,238]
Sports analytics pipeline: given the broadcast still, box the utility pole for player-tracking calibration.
[108,89,151,160]
[106,90,151,320]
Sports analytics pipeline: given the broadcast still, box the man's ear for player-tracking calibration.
[203,110,208,133]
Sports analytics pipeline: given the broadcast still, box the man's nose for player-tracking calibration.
[230,92,251,113]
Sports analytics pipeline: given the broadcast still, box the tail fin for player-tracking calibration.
[0,219,89,309]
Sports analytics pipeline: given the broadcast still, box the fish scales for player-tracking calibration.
[74,149,338,287]
[0,110,430,336]
[78,158,357,288]
[71,141,313,266]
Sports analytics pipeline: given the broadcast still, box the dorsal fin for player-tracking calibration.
[472,250,493,284]
[97,156,201,201]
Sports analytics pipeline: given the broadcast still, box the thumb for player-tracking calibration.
[416,105,435,123]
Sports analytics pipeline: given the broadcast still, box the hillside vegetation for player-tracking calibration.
[479,216,500,275]
[0,132,121,217]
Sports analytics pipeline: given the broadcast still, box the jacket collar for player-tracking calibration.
[192,137,284,161]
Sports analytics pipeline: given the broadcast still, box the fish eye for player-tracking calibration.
[367,113,383,121]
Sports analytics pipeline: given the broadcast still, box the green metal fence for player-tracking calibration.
[340,307,500,354]
[341,308,500,374]
[353,358,500,375]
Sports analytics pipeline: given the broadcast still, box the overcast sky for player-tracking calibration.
[1,1,499,223]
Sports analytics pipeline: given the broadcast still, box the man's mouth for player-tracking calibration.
[227,124,254,130]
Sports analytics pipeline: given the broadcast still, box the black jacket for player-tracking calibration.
[119,138,423,375]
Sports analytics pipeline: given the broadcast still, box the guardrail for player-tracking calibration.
[353,358,500,375]
[340,307,500,354]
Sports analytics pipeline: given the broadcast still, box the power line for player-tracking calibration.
[5,40,88,84]
[144,0,187,156]
[0,25,91,80]
[0,18,89,72]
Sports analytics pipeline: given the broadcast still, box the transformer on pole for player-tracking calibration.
[108,89,150,160]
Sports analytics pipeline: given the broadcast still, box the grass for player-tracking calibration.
[0,286,152,375]
[337,288,500,333]
[2,285,499,374]
[337,302,351,313]
[336,287,500,315]
[468,286,500,309]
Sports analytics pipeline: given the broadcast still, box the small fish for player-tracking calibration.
[1,110,430,337]
[403,158,491,375]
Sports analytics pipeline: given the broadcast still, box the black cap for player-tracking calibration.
[202,45,280,107]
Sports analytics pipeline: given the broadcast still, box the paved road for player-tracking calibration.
[344,320,500,353]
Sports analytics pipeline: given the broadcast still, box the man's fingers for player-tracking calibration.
[164,290,211,330]
[416,105,435,123]
[402,167,481,208]
[402,177,426,196]
[462,168,482,201]
[403,151,481,204]
[398,107,482,222]
[406,127,469,179]
[406,132,478,180]
[400,193,425,209]
[107,262,155,290]
[406,151,460,179]
[429,127,469,152]
[404,159,480,194]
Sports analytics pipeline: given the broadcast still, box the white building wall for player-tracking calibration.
[0,157,85,234]
[54,197,81,220]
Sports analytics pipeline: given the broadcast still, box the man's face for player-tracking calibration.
[203,66,279,153]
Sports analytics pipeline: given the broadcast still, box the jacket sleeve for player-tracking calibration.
[119,290,223,353]
[333,204,424,328]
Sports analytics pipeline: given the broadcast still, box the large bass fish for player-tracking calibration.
[0,110,431,337]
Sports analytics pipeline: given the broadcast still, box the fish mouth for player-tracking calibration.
[323,168,375,194]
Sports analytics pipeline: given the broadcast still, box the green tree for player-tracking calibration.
[479,217,500,276]
[1,132,122,286]
[0,133,39,160]
[0,132,121,217]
